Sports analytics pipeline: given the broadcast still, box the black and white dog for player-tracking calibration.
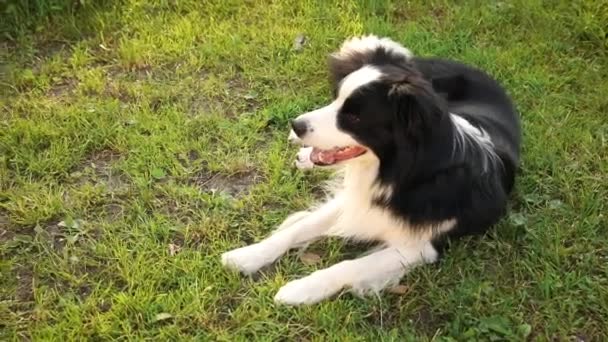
[222,35,520,305]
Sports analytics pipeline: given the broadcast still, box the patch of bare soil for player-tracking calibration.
[191,169,261,197]
[43,221,66,251]
[0,212,12,242]
[363,302,401,330]
[407,304,452,336]
[47,77,78,98]
[103,203,124,222]
[71,149,130,193]
[104,81,136,104]
[15,267,34,302]
[85,149,121,171]
[188,75,261,118]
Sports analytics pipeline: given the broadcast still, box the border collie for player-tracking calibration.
[222,35,521,305]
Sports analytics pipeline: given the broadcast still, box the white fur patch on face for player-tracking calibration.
[295,146,315,169]
[333,35,413,60]
[288,129,300,143]
[336,65,384,103]
[291,65,383,150]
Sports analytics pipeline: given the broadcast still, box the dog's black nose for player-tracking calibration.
[290,119,308,137]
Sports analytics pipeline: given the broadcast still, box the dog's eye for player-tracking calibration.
[343,113,360,123]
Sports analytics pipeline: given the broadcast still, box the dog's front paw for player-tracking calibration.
[221,243,276,275]
[274,272,343,305]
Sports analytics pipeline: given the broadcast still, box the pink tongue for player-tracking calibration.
[309,146,366,165]
[335,146,366,160]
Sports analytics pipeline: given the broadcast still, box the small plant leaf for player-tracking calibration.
[151,168,166,179]
[243,92,257,100]
[548,199,563,209]
[153,313,173,322]
[481,316,512,336]
[517,323,532,337]
[509,212,527,227]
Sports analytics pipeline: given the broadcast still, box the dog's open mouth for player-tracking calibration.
[309,146,367,166]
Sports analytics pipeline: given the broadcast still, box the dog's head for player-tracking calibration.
[290,35,445,169]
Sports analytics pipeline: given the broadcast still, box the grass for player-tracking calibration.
[1,0,607,340]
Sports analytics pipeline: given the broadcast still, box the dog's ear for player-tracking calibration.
[328,53,366,95]
[388,70,445,146]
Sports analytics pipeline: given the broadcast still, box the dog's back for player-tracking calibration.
[408,57,521,242]
[414,57,521,178]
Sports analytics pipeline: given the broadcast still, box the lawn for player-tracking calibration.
[1,0,607,340]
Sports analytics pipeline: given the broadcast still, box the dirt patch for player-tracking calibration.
[190,170,261,197]
[35,216,103,253]
[15,267,34,302]
[363,302,401,329]
[131,64,153,79]
[51,278,95,302]
[107,60,185,83]
[0,212,13,242]
[103,203,124,222]
[407,304,451,336]
[47,77,77,98]
[204,174,255,196]
[86,149,121,170]
[99,300,112,313]
[45,221,66,251]
[187,97,221,117]
[35,219,84,252]
[104,81,136,103]
[0,227,15,243]
[431,4,447,20]
[391,3,447,22]
[36,40,69,59]
[71,149,130,193]
[77,284,92,299]
[189,75,261,118]
[187,150,200,162]
[250,262,279,282]
[184,227,208,249]
[205,294,242,331]
[391,5,414,20]
[150,94,180,112]
[107,62,154,77]
[150,192,208,226]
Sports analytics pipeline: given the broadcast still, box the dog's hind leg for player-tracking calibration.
[221,197,342,275]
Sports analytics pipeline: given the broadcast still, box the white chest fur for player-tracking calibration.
[327,158,454,244]
[326,159,407,244]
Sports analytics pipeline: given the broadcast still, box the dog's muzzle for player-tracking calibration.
[288,130,314,169]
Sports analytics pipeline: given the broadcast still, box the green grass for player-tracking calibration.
[1,0,607,340]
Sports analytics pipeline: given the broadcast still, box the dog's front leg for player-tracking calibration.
[221,197,342,275]
[274,240,438,305]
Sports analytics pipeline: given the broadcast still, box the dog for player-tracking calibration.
[221,35,521,305]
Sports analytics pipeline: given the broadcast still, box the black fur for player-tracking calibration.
[331,48,521,251]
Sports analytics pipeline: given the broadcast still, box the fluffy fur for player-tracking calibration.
[222,35,521,305]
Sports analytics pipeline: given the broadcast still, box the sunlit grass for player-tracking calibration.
[1,0,607,340]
